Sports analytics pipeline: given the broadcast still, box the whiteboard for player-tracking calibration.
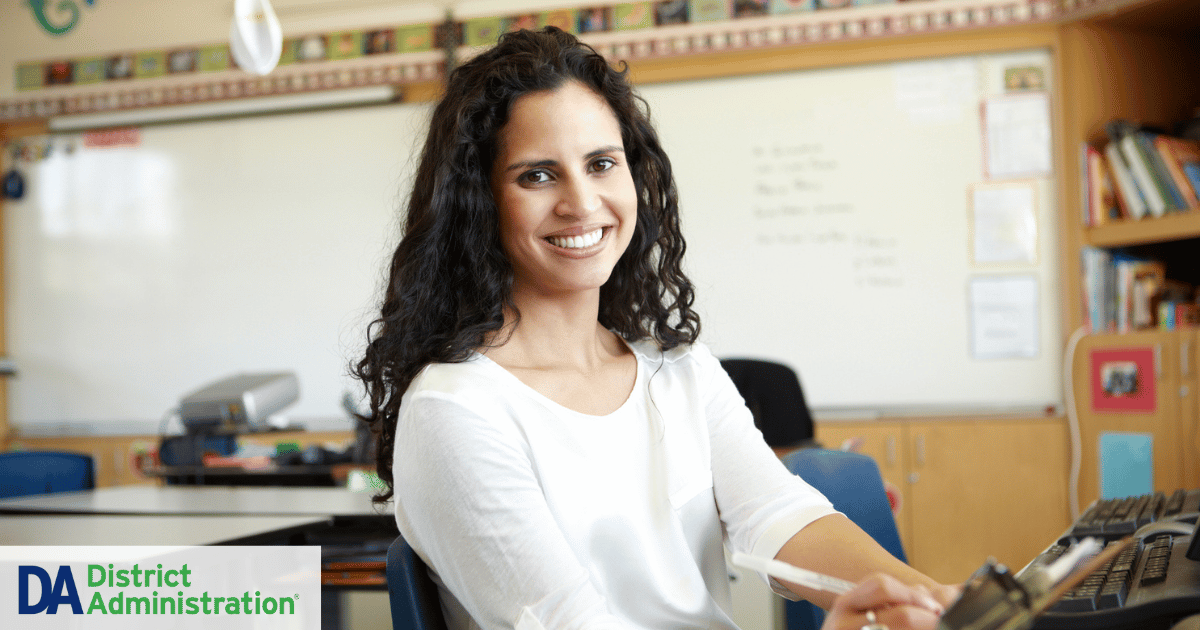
[4,49,1061,433]
[6,103,432,432]
[638,49,1061,412]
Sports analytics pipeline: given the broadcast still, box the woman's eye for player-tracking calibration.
[591,157,616,173]
[519,170,552,185]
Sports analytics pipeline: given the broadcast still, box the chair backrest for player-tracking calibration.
[387,534,448,630]
[779,448,907,630]
[719,358,815,448]
[0,451,96,499]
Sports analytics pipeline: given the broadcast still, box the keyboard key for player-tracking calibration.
[1165,489,1186,515]
[1097,576,1128,609]
[1054,589,1099,612]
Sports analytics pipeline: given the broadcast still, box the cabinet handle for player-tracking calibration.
[915,434,926,467]
[886,436,897,467]
[908,472,920,484]
[1155,344,1162,379]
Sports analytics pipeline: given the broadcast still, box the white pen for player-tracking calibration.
[731,552,857,595]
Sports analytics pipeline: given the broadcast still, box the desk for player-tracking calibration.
[0,486,396,630]
[0,485,389,517]
[150,465,339,486]
[0,514,329,546]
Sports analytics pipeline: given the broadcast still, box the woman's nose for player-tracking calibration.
[556,176,602,218]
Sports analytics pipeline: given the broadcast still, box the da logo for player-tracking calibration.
[19,566,83,614]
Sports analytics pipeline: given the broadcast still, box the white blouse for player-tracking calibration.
[392,340,836,630]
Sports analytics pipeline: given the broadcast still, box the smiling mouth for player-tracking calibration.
[546,228,604,249]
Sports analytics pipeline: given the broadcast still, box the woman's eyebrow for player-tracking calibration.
[585,145,624,158]
[502,146,625,173]
[503,158,557,173]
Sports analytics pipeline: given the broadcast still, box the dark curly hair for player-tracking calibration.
[354,27,700,502]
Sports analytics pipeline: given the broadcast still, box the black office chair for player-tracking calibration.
[387,534,448,630]
[719,358,817,449]
[0,451,96,498]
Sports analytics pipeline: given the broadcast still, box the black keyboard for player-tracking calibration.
[1022,489,1200,630]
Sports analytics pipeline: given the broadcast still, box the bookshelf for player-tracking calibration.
[1086,211,1200,248]
[1055,0,1200,506]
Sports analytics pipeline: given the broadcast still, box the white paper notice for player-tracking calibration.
[984,93,1051,179]
[969,275,1039,359]
[893,58,978,124]
[972,184,1037,265]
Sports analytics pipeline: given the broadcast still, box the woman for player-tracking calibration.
[356,26,955,630]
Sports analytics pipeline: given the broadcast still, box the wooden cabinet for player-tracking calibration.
[816,418,1070,585]
[1053,0,1200,511]
[1068,330,1199,508]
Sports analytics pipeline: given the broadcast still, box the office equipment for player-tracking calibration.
[1010,488,1200,630]
[179,371,300,434]
[386,535,448,630]
[0,451,95,498]
[936,537,1126,630]
[780,447,907,630]
[719,358,816,450]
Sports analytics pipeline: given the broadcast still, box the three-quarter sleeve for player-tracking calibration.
[690,344,838,597]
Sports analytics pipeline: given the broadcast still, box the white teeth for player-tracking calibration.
[548,229,603,249]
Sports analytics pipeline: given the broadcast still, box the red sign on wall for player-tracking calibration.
[1090,347,1157,412]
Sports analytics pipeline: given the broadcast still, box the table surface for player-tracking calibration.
[0,514,329,546]
[0,485,391,517]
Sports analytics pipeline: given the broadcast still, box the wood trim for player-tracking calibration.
[628,23,1058,85]
[0,120,49,446]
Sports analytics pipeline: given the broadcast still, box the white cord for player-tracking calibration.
[1064,326,1089,520]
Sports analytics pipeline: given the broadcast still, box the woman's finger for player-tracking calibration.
[833,573,945,616]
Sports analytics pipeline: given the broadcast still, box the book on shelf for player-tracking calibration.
[1102,140,1147,220]
[1153,135,1200,209]
[1081,246,1113,333]
[1083,144,1122,226]
[1106,119,1188,217]
[1080,247,1198,333]
[1110,252,1165,333]
[1155,280,1199,331]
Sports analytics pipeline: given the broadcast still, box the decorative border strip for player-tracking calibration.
[1,0,1058,125]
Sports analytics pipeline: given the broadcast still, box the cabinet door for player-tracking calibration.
[904,420,1070,585]
[1179,329,1200,486]
[813,421,910,555]
[1072,330,1185,508]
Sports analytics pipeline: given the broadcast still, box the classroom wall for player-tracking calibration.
[4,1,1064,433]
[0,0,608,101]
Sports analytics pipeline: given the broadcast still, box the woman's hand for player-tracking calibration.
[821,573,957,630]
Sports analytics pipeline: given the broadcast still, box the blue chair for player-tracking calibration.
[780,448,907,630]
[0,451,96,498]
[387,534,448,630]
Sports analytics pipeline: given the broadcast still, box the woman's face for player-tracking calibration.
[490,81,638,302]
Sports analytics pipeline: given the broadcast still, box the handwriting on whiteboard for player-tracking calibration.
[750,142,903,289]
